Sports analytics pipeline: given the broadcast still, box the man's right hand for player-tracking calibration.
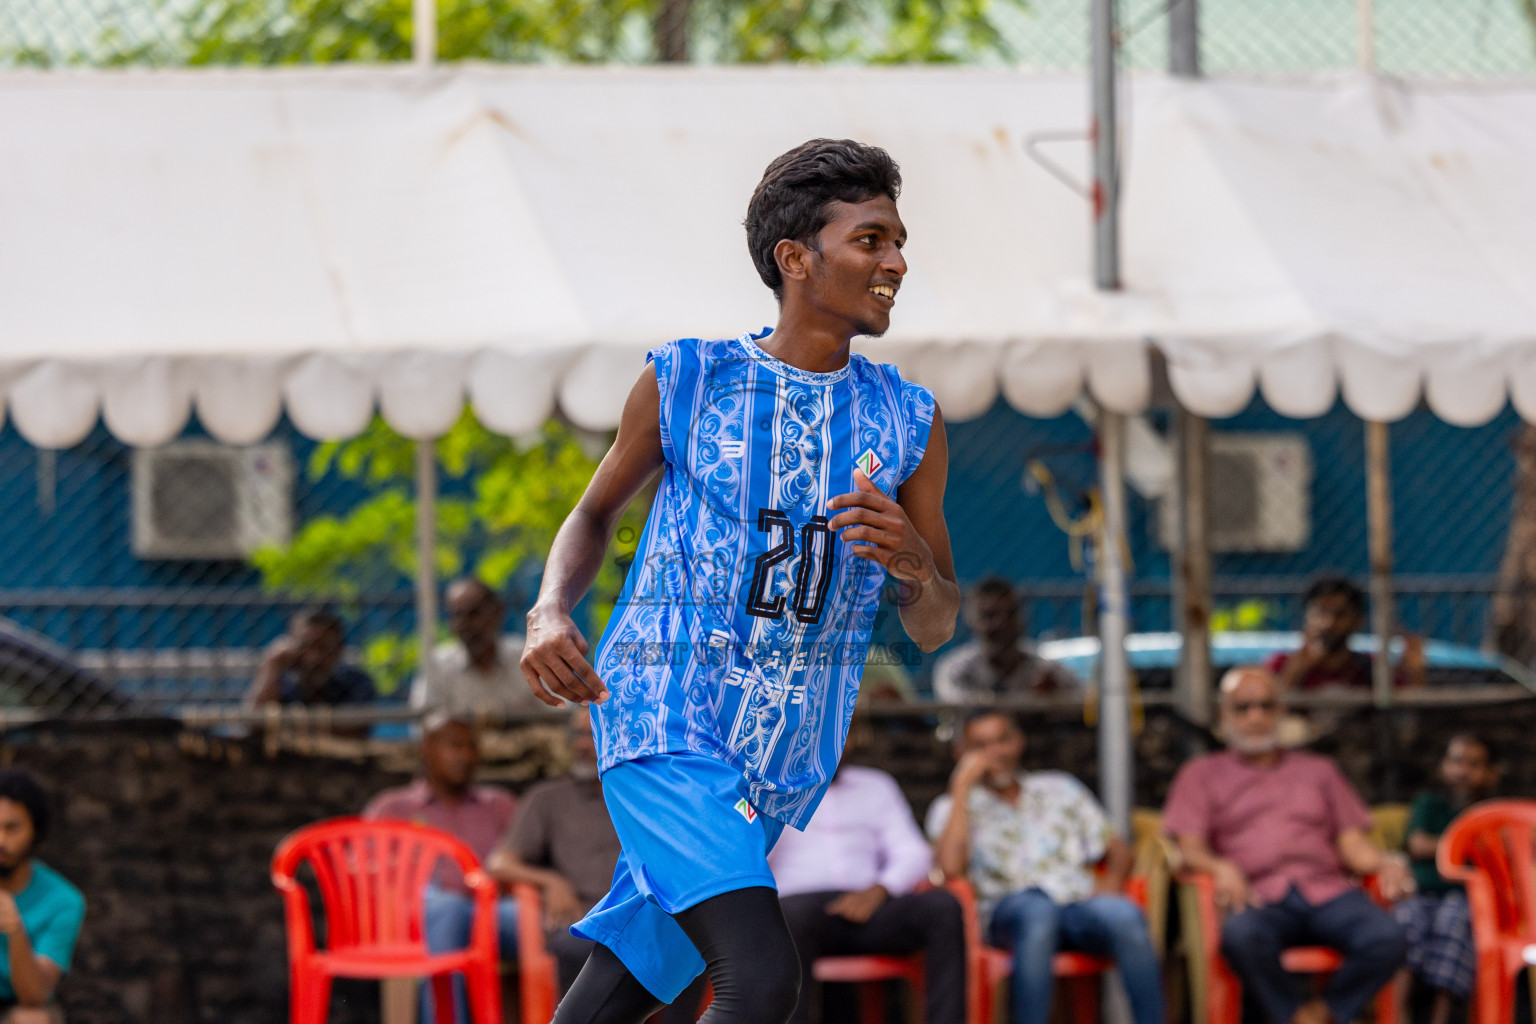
[948,751,989,796]
[264,635,302,671]
[542,876,584,929]
[1212,859,1255,912]
[520,605,608,708]
[0,892,24,938]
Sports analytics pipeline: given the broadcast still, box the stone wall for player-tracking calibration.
[6,698,1533,1024]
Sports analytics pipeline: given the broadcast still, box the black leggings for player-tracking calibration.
[551,886,800,1024]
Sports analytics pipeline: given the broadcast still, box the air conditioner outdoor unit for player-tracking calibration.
[1159,433,1311,553]
[131,442,294,560]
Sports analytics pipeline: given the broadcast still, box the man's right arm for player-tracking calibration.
[931,752,987,879]
[244,638,295,709]
[485,847,585,928]
[520,367,665,708]
[487,792,586,927]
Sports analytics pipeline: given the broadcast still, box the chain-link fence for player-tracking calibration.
[5,0,1535,74]
[929,395,1534,702]
[0,393,1526,720]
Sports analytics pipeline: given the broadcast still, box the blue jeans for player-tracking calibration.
[1220,885,1407,1024]
[422,886,519,1024]
[988,889,1164,1024]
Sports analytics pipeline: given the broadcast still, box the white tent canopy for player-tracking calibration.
[2,66,1535,447]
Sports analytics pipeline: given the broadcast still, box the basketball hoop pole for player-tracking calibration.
[1091,0,1133,834]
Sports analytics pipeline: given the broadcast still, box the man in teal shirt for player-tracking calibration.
[0,770,84,1022]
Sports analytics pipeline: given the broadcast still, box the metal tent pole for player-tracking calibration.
[415,440,439,702]
[1168,0,1211,732]
[1176,411,1213,728]
[1358,0,1376,71]
[1366,421,1395,708]
[1091,0,1132,834]
[1366,420,1399,800]
[1170,0,1199,78]
[413,0,436,67]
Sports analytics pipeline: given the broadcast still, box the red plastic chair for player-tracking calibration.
[954,876,1149,1024]
[271,817,505,1024]
[812,952,929,1024]
[510,883,559,1024]
[1182,871,1397,1024]
[1437,799,1536,1024]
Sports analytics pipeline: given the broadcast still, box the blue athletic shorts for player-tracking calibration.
[571,752,786,1002]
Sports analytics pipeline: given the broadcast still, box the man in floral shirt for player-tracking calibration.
[927,710,1162,1024]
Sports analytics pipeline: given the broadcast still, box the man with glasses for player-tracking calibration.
[1164,667,1411,1024]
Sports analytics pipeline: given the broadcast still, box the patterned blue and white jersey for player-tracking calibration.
[591,328,936,829]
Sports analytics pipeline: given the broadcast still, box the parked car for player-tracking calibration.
[1036,631,1536,693]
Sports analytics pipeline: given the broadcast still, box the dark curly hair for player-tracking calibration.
[0,769,50,844]
[745,139,902,301]
[1303,576,1365,616]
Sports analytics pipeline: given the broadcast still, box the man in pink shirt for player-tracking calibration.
[363,713,518,1024]
[1164,667,1410,1024]
[767,762,964,1024]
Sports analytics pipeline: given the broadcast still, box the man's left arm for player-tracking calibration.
[828,408,959,652]
[1328,763,1412,899]
[1099,835,1135,894]
[1337,828,1412,900]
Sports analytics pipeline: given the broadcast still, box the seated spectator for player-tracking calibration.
[487,708,617,995]
[1269,576,1425,691]
[363,714,517,1024]
[1164,666,1411,1024]
[412,578,550,720]
[768,758,965,1024]
[0,769,85,1024]
[927,710,1161,1024]
[932,577,1078,703]
[1396,733,1498,1024]
[244,609,376,720]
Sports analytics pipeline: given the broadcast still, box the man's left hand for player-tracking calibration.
[0,892,24,937]
[1377,854,1414,902]
[826,885,889,924]
[829,471,934,583]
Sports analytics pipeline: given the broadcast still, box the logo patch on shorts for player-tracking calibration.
[855,449,883,478]
[733,797,758,824]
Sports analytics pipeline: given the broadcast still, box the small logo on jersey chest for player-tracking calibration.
[733,797,758,823]
[856,449,883,478]
[719,440,745,459]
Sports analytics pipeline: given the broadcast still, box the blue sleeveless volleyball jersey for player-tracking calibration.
[590,328,935,829]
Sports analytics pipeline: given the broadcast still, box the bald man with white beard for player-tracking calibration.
[1163,668,1410,1024]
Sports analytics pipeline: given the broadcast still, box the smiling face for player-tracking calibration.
[782,195,907,339]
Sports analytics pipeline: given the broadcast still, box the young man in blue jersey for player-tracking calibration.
[521,138,960,1024]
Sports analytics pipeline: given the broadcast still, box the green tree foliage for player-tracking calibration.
[112,0,1019,66]
[252,410,646,691]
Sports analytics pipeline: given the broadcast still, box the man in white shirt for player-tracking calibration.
[932,577,1079,703]
[767,763,965,1024]
[928,710,1162,1024]
[410,578,549,719]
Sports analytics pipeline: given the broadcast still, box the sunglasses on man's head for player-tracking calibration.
[1229,700,1279,715]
